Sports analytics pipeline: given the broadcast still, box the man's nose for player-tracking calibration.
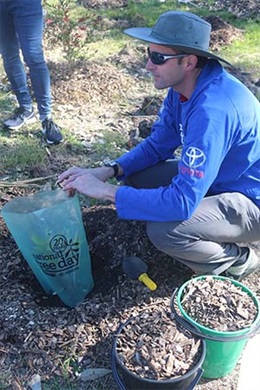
[146,58,154,71]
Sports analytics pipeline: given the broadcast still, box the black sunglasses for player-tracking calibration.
[147,47,188,65]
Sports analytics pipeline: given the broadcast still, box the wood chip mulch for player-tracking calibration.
[116,299,203,381]
[181,277,258,332]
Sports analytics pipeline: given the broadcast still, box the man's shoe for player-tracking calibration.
[42,118,63,145]
[3,107,35,130]
[225,248,259,281]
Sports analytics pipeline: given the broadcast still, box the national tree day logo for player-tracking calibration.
[32,234,80,276]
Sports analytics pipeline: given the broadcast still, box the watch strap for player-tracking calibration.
[104,161,119,177]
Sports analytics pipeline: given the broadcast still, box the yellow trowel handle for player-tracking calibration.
[138,273,157,291]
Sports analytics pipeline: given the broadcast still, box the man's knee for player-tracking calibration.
[147,221,181,250]
[147,222,162,248]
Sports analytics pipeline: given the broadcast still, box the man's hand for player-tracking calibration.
[59,171,118,202]
[57,166,115,185]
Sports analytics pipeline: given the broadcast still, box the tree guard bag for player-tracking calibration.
[1,189,94,307]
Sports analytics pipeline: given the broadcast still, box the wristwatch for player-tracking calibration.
[104,161,119,177]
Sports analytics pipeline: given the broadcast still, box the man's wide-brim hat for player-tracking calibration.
[124,11,231,66]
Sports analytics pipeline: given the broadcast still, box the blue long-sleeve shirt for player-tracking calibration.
[115,60,260,221]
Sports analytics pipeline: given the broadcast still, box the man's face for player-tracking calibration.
[146,44,187,90]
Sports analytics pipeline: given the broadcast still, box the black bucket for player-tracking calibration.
[112,319,206,390]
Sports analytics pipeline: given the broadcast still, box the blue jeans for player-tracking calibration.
[0,0,51,120]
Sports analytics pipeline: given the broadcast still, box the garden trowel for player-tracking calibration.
[122,256,157,291]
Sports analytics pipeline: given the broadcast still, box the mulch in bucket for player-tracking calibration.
[171,275,260,379]
[112,300,206,390]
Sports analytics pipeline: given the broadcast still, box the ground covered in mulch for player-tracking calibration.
[0,195,259,390]
[0,1,260,389]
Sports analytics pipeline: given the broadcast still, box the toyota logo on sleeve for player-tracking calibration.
[183,147,206,168]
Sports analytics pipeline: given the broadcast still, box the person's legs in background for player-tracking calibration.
[126,160,260,280]
[15,1,51,122]
[0,0,34,128]
[0,0,63,144]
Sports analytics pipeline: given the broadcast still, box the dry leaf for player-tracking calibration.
[79,368,111,381]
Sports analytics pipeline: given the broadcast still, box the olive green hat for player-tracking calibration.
[124,11,231,66]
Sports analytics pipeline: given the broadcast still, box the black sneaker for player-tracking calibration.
[42,118,63,145]
[3,107,35,130]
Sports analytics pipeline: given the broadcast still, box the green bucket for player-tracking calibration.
[171,275,260,379]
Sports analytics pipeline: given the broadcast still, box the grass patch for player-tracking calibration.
[99,0,185,26]
[0,137,47,172]
[221,22,260,77]
[84,38,126,59]
[91,130,128,161]
[0,93,13,112]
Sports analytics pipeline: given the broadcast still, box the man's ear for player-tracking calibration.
[186,54,198,70]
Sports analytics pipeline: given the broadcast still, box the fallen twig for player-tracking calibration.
[0,174,57,188]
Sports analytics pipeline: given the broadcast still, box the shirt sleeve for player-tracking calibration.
[115,99,233,221]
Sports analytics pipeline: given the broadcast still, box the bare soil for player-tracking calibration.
[0,1,259,389]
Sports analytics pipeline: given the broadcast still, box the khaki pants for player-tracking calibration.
[126,160,260,274]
